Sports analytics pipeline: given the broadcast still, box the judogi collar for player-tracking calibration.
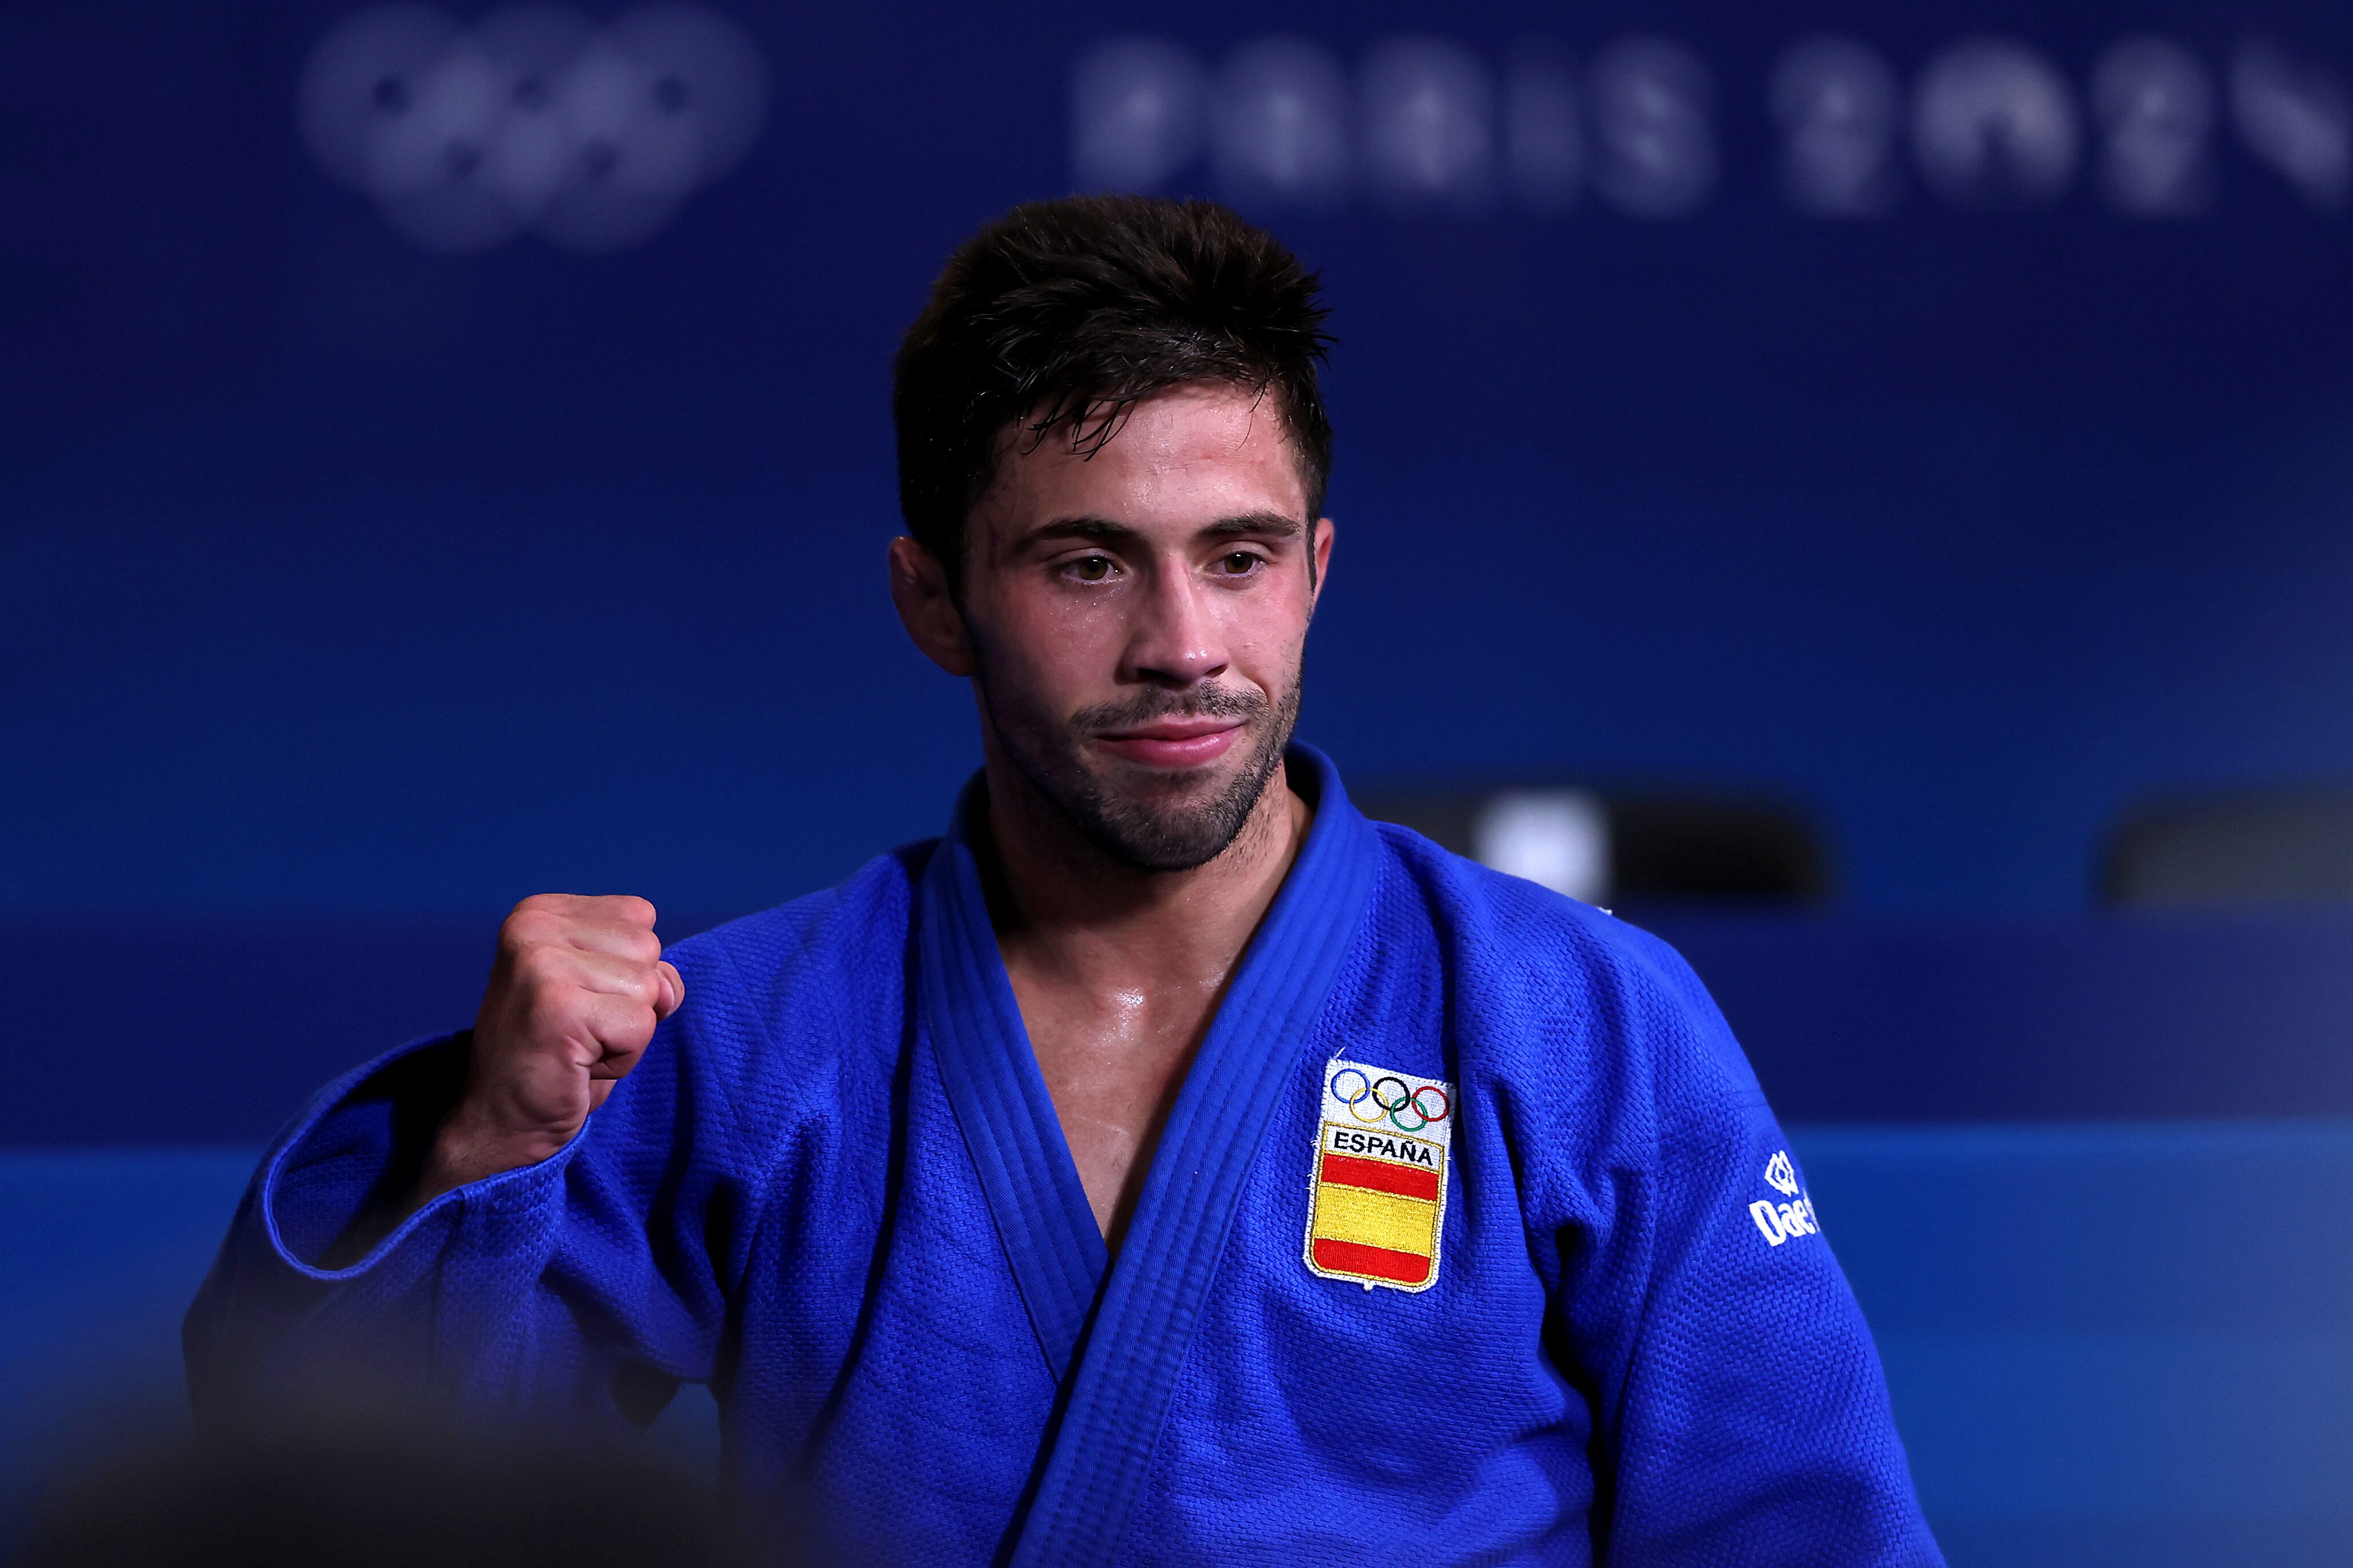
[915,742,1378,1566]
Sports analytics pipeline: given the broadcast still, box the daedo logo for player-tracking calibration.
[1750,1149,1820,1247]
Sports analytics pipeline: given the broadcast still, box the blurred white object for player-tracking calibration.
[1213,38,1350,208]
[2231,42,2350,212]
[300,3,767,253]
[1473,791,1612,905]
[1912,38,2079,208]
[1071,38,1203,192]
[1588,38,1716,218]
[2093,37,2213,216]
[1505,43,1582,213]
[1360,38,1494,212]
[1772,37,1900,217]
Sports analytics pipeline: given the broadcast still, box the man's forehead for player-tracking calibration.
[982,385,1310,531]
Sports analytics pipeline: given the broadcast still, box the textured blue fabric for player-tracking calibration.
[921,776,1108,1382]
[187,747,1941,1567]
[1009,748,1378,1568]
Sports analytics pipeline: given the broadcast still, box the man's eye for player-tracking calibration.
[1067,556,1114,582]
[1219,551,1262,575]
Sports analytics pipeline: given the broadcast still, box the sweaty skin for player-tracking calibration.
[417,383,1332,1252]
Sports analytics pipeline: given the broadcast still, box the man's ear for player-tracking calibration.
[1309,516,1335,606]
[888,536,976,677]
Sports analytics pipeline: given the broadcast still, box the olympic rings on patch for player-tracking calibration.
[1328,1066,1453,1134]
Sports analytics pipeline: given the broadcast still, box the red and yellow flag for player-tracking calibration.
[1304,1059,1454,1292]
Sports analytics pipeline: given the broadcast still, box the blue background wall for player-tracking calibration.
[14,0,2353,924]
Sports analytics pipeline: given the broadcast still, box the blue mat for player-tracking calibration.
[5,1125,2349,1563]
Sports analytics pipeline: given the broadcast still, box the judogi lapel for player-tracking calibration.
[916,745,1378,1564]
[918,779,1110,1382]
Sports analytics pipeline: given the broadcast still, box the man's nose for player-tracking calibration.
[1123,565,1228,688]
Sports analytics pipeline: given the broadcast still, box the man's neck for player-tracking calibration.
[976,745,1314,1245]
[978,750,1312,997]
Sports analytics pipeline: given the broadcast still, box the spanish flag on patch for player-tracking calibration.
[1304,1059,1454,1293]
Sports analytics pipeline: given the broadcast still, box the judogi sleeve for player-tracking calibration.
[1531,925,1940,1566]
[183,935,820,1431]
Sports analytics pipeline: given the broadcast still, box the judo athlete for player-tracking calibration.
[188,196,1940,1566]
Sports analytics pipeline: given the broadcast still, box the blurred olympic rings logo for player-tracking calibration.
[299,4,768,253]
[1329,1067,1451,1133]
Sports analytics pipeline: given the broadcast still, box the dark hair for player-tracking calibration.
[894,195,1334,581]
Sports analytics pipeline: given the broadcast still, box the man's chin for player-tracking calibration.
[1064,741,1288,872]
[1088,751,1247,793]
[981,680,1300,873]
[1083,811,1251,874]
[1085,748,1268,812]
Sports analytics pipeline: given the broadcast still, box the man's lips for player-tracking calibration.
[1094,720,1245,768]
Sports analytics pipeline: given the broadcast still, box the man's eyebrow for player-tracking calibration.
[1199,511,1305,540]
[1017,511,1305,548]
[1020,515,1144,547]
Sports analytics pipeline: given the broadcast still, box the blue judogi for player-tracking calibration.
[187,747,1941,1566]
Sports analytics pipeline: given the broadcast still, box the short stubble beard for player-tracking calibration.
[978,661,1304,874]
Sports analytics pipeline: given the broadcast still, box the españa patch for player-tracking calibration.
[1304,1059,1455,1292]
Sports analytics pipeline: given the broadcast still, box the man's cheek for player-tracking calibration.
[1041,617,1134,692]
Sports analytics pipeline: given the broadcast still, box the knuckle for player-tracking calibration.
[503,909,560,948]
[524,989,585,1039]
[520,978,570,1018]
[605,894,657,927]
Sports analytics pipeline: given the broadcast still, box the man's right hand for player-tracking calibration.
[415,894,685,1206]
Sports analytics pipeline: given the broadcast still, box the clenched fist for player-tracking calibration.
[417,894,684,1204]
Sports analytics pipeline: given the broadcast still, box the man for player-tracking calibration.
[189,196,1941,1566]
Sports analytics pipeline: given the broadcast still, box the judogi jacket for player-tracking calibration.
[187,746,1942,1566]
